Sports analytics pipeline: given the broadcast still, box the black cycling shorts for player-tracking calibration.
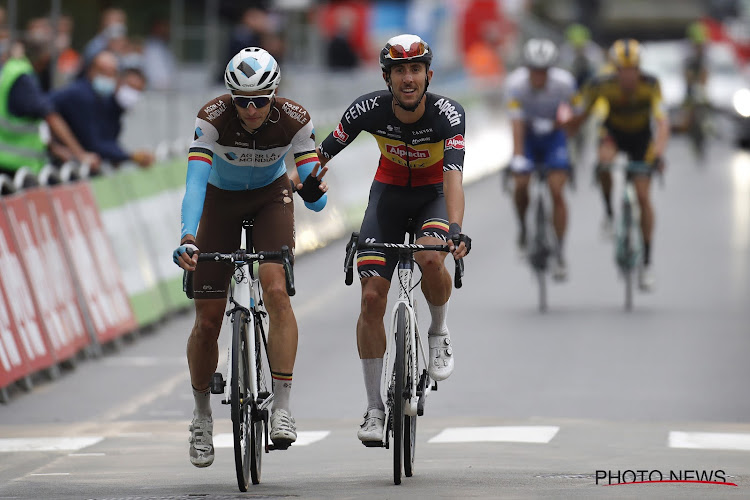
[600,124,655,163]
[357,180,449,281]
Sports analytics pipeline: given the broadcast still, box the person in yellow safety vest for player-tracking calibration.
[0,37,99,178]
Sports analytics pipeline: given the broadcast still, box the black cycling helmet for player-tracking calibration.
[379,34,433,74]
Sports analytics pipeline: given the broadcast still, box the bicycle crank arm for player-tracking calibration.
[256,392,274,413]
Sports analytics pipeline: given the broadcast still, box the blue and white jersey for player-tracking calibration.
[505,66,576,136]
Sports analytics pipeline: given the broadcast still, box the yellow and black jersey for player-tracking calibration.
[576,72,665,133]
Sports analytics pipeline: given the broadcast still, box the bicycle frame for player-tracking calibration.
[380,247,431,437]
[344,232,463,445]
[615,161,653,310]
[224,234,273,417]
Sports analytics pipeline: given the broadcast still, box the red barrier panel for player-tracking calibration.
[0,205,51,388]
[50,184,137,343]
[2,189,89,364]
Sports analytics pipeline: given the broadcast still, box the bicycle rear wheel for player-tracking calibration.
[533,195,549,312]
[392,303,408,485]
[231,310,252,491]
[404,309,417,477]
[249,314,268,485]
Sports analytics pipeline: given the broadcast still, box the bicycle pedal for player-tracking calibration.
[269,442,292,451]
[431,381,438,391]
[362,440,385,448]
[209,372,225,394]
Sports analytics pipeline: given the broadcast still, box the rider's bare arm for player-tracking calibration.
[444,170,465,229]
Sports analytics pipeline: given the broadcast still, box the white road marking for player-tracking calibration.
[293,430,330,446]
[428,426,560,444]
[30,473,70,476]
[101,356,186,367]
[669,431,750,451]
[68,453,106,457]
[214,430,330,448]
[0,437,103,452]
[96,371,188,422]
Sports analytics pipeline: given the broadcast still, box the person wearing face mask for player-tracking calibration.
[50,50,152,169]
[0,36,100,178]
[100,67,154,168]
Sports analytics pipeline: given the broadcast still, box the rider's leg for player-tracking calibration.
[187,299,227,403]
[186,298,225,467]
[547,170,568,246]
[415,235,454,380]
[513,173,531,249]
[259,262,297,412]
[597,137,618,222]
[633,175,654,266]
[358,276,389,412]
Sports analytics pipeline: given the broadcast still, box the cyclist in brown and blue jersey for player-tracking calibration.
[172,47,328,467]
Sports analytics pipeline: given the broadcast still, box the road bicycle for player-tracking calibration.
[526,166,557,312]
[343,228,464,485]
[183,219,294,491]
[615,162,654,311]
[503,165,563,312]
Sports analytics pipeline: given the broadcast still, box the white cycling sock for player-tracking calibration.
[426,298,449,335]
[192,386,211,417]
[272,371,293,413]
[361,358,385,412]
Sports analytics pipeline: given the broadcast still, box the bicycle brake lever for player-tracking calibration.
[454,259,464,289]
[281,246,295,296]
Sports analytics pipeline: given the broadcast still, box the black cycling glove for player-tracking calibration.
[448,223,471,254]
[297,174,324,203]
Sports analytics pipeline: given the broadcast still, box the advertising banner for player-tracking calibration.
[2,189,89,364]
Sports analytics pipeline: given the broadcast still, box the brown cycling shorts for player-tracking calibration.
[193,174,295,299]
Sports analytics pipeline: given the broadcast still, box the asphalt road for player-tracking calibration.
[1,136,749,499]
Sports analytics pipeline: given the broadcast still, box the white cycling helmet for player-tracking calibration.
[523,38,558,69]
[224,47,280,92]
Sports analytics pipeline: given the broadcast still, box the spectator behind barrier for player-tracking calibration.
[0,36,100,178]
[325,6,359,70]
[142,17,176,90]
[83,7,128,65]
[50,50,153,170]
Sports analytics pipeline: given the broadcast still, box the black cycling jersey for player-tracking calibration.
[318,90,465,187]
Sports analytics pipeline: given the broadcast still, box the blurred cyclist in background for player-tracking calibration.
[316,34,471,445]
[506,39,576,281]
[559,24,604,89]
[173,47,328,468]
[570,39,670,291]
[681,21,711,159]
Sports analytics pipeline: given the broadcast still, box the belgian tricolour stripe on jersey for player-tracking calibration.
[357,252,386,266]
[421,219,448,232]
[188,147,213,165]
[294,151,318,167]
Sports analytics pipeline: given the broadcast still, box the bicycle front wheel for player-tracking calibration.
[621,199,634,312]
[392,303,410,485]
[231,310,252,491]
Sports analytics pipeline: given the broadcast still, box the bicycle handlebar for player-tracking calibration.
[183,246,295,298]
[343,232,465,289]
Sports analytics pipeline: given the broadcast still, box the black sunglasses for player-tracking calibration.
[231,93,275,109]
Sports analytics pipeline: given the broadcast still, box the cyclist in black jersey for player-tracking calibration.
[317,34,471,444]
